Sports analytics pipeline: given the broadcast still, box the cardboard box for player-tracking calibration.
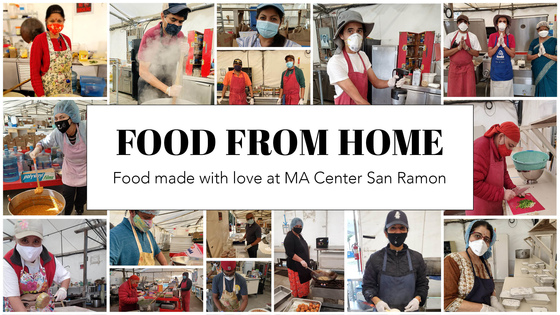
[289,27,310,46]
[217,32,235,47]
[21,168,56,183]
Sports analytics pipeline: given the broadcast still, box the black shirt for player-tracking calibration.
[179,278,192,291]
[283,231,311,283]
[245,222,262,244]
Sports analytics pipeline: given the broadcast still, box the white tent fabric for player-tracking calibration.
[109,210,203,233]
[3,100,96,117]
[447,4,555,29]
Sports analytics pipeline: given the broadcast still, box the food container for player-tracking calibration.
[274,285,292,310]
[512,150,549,171]
[515,249,530,259]
[7,189,65,215]
[80,76,106,97]
[528,264,538,269]
[248,308,269,312]
[522,262,529,266]
[510,287,534,298]
[282,298,322,312]
[500,290,523,300]
[525,293,550,305]
[531,306,548,312]
[502,298,521,310]
[538,277,554,286]
[529,269,537,274]
[521,268,529,274]
[533,286,556,295]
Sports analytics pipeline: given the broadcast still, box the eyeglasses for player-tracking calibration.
[471,232,491,244]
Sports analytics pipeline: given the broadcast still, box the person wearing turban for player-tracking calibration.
[118,274,143,311]
[472,122,528,215]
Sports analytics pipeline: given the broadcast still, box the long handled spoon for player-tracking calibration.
[33,158,43,194]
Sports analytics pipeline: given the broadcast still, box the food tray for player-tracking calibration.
[521,268,529,274]
[531,306,548,312]
[282,298,322,312]
[502,298,521,309]
[533,286,556,295]
[500,290,523,300]
[510,287,534,298]
[274,285,292,310]
[248,308,269,312]
[525,293,550,305]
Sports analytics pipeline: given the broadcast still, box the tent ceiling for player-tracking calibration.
[110,3,205,26]
[111,210,203,232]
[449,3,555,11]
[231,210,271,223]
[3,100,100,117]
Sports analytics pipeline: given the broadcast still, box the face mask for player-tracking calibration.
[498,143,512,157]
[183,276,187,279]
[18,244,42,262]
[55,119,70,133]
[458,23,468,32]
[293,227,302,234]
[387,233,407,247]
[133,214,153,232]
[234,65,242,71]
[256,20,279,39]
[286,61,294,68]
[247,219,254,225]
[224,274,234,281]
[539,30,549,38]
[498,22,507,31]
[165,22,182,36]
[346,33,363,53]
[469,239,489,256]
[131,282,138,288]
[47,23,64,34]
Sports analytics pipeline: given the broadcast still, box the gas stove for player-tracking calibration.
[313,279,344,290]
[310,279,344,312]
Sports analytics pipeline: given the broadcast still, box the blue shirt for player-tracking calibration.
[211,273,248,301]
[110,217,161,265]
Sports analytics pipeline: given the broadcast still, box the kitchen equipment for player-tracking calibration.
[390,68,409,105]
[308,268,337,282]
[80,76,106,97]
[510,15,548,52]
[507,193,545,215]
[512,150,549,171]
[141,98,196,105]
[274,285,292,310]
[4,149,19,182]
[316,237,328,249]
[282,298,322,312]
[518,169,545,184]
[7,189,65,215]
[91,298,102,308]
[515,249,530,259]
[369,45,399,104]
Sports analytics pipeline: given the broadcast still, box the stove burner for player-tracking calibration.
[313,280,344,290]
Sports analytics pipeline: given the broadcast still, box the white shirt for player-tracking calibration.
[444,30,482,51]
[4,256,71,297]
[327,50,372,98]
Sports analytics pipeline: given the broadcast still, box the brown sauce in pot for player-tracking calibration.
[12,196,64,215]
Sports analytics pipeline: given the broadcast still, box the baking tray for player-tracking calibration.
[282,298,322,312]
[274,285,292,310]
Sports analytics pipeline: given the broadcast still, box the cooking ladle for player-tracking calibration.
[32,158,43,194]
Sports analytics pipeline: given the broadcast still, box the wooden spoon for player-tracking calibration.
[33,158,43,194]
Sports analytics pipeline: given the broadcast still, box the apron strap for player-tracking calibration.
[129,217,148,256]
[222,273,236,293]
[406,250,413,271]
[466,250,493,279]
[382,248,388,272]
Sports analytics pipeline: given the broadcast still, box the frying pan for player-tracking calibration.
[306,267,337,282]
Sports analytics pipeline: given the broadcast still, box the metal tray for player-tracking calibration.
[282,298,322,312]
[274,285,292,310]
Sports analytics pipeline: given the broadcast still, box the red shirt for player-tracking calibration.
[137,22,184,62]
[473,136,516,202]
[488,32,516,49]
[30,32,72,96]
[118,281,139,312]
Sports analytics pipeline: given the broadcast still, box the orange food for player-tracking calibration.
[12,196,64,215]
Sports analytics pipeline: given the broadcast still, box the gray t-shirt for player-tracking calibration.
[211,273,248,301]
[245,223,262,244]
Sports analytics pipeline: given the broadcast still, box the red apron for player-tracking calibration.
[181,290,190,311]
[472,140,504,215]
[283,69,300,105]
[229,72,248,105]
[448,32,476,97]
[334,50,368,105]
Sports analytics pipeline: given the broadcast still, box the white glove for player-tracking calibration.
[375,300,390,312]
[218,97,223,104]
[490,296,505,312]
[387,74,400,88]
[497,37,504,47]
[299,260,308,268]
[166,85,182,97]
[396,77,405,88]
[456,40,463,50]
[277,98,282,104]
[404,298,420,312]
[480,304,499,312]
[138,296,145,302]
[249,97,254,105]
[244,244,252,250]
[298,99,304,105]
[54,287,67,301]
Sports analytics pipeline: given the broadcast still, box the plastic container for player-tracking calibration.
[525,293,550,305]
[533,287,556,295]
[500,290,523,300]
[11,146,24,175]
[502,299,521,310]
[71,71,78,93]
[8,4,19,19]
[412,69,421,86]
[3,149,19,182]
[80,76,106,97]
[79,50,88,61]
[52,151,63,170]
[531,306,548,312]
[510,287,534,298]
[37,150,52,170]
[512,150,549,171]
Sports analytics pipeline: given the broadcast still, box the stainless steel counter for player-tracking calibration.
[401,84,442,95]
[181,75,214,104]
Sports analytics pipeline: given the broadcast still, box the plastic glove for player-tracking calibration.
[375,300,390,312]
[504,189,516,201]
[387,74,400,88]
[277,98,282,104]
[298,99,304,105]
[249,97,255,105]
[244,244,252,250]
[218,97,223,104]
[497,37,504,47]
[490,296,505,312]
[396,77,405,88]
[404,298,420,312]
[299,260,308,268]
[166,85,182,97]
[513,186,529,197]
[480,303,499,312]
[54,287,67,301]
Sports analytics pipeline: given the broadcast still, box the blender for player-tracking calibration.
[390,68,409,105]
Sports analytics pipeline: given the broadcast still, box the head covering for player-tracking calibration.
[14,219,43,240]
[464,220,496,259]
[162,3,191,14]
[493,14,512,33]
[290,217,303,229]
[483,122,520,143]
[182,272,189,278]
[256,3,285,18]
[456,14,469,24]
[221,261,236,271]
[233,58,242,66]
[536,21,549,30]
[129,275,140,281]
[384,210,409,230]
[54,100,80,123]
[137,210,160,216]
[333,10,374,54]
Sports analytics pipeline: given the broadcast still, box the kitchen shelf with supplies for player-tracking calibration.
[397,31,436,73]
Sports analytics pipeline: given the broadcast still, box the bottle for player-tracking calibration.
[53,151,63,170]
[3,149,19,182]
[11,146,24,175]
[37,149,52,170]
[24,145,34,170]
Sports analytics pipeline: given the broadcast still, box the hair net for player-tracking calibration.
[138,210,160,215]
[536,21,549,30]
[290,217,303,229]
[464,220,496,259]
[54,100,81,123]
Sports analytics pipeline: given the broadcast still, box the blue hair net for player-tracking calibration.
[464,220,496,259]
[138,210,160,215]
[290,217,303,230]
[54,100,81,123]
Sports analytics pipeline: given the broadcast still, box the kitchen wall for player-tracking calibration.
[58,250,107,284]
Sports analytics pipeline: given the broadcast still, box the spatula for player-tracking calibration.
[32,158,43,194]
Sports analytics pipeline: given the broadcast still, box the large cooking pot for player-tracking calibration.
[7,189,65,215]
[141,98,196,105]
[516,249,530,259]
[91,298,102,308]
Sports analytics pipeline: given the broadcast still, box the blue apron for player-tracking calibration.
[464,251,494,305]
[376,248,416,312]
[490,35,513,81]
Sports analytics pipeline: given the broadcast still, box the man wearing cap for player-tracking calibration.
[110,210,168,266]
[362,211,429,312]
[242,212,262,258]
[211,261,249,312]
[472,122,529,215]
[4,219,70,312]
[137,3,191,104]
[277,54,306,104]
[488,14,516,96]
[327,11,403,105]
[444,15,481,97]
[236,4,301,47]
[118,275,144,312]
[218,59,254,105]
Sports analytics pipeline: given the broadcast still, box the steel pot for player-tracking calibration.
[516,249,530,259]
[7,189,65,215]
[92,298,102,308]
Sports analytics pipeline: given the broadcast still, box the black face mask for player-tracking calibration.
[55,119,70,133]
[165,22,182,36]
[388,233,407,247]
[293,227,302,234]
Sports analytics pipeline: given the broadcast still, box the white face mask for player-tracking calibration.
[498,22,507,31]
[458,22,468,32]
[469,239,489,257]
[538,30,549,38]
[346,33,363,53]
[225,275,234,281]
[17,244,42,262]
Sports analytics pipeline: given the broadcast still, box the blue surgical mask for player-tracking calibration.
[183,275,187,279]
[247,219,254,225]
[286,61,294,68]
[165,23,182,36]
[234,65,242,71]
[256,20,279,39]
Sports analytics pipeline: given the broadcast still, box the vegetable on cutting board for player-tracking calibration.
[517,197,536,209]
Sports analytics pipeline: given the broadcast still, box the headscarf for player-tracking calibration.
[129,275,140,281]
[484,122,520,143]
[290,217,303,230]
[464,220,496,259]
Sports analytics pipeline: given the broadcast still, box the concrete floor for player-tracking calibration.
[109,291,203,312]
[110,91,138,105]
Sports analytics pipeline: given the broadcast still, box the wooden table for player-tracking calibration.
[502,277,556,312]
